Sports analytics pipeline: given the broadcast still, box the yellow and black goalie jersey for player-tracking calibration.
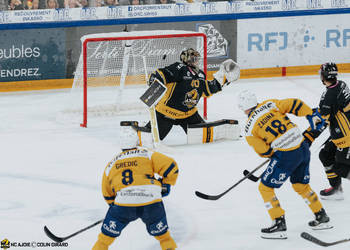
[102,147,178,207]
[149,62,222,119]
[244,99,313,157]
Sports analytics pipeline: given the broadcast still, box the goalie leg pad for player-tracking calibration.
[187,119,240,144]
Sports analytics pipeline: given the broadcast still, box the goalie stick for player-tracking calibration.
[195,159,269,200]
[301,232,350,247]
[44,219,103,242]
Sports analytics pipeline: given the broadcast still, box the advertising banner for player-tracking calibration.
[64,20,236,79]
[0,29,66,82]
[237,13,350,68]
[1,0,350,26]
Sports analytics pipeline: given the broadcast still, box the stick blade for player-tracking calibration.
[243,170,260,182]
[300,232,328,247]
[195,191,221,200]
[44,226,65,243]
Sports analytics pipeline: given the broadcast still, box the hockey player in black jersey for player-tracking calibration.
[138,48,240,142]
[316,62,350,200]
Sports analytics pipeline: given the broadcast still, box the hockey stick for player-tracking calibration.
[301,232,350,247]
[195,159,269,200]
[243,169,261,182]
[44,219,103,242]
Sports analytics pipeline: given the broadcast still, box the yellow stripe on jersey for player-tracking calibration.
[327,172,338,178]
[156,69,167,84]
[335,114,346,136]
[161,82,176,105]
[202,127,214,143]
[344,103,350,112]
[339,112,350,135]
[156,103,198,119]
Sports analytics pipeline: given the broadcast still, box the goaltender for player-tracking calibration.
[132,48,241,145]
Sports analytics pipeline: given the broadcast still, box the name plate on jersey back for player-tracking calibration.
[140,79,167,108]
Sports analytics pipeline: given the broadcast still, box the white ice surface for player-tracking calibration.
[1,75,350,250]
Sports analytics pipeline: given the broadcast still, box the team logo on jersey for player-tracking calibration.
[150,221,168,234]
[109,221,117,230]
[103,220,120,236]
[183,89,199,108]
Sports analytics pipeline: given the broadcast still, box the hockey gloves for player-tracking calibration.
[213,59,240,87]
[161,183,171,197]
[306,109,326,131]
[156,177,171,197]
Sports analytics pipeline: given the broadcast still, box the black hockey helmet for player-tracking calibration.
[319,62,338,81]
[180,48,200,67]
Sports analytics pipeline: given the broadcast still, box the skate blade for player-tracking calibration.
[320,195,344,201]
[310,223,333,230]
[261,232,287,239]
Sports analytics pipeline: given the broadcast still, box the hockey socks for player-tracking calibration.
[154,231,177,250]
[292,184,333,230]
[92,233,115,250]
[258,183,285,220]
[292,183,322,213]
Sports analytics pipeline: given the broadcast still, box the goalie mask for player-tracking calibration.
[180,48,200,71]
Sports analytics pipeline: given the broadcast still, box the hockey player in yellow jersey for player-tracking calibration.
[92,122,178,250]
[237,90,332,239]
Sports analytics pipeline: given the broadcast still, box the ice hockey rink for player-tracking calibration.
[1,74,350,250]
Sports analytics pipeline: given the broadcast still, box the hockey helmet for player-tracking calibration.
[237,90,258,112]
[119,121,139,150]
[180,48,200,67]
[319,62,338,81]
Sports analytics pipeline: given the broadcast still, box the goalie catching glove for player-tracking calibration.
[213,59,240,86]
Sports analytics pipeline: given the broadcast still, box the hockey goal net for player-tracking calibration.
[63,30,207,127]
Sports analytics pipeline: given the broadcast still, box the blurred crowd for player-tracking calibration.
[1,0,211,10]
